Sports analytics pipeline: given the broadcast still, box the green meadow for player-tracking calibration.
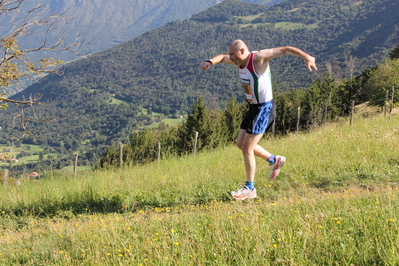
[147,117,185,129]
[274,21,319,30]
[0,113,398,265]
[0,145,46,166]
[234,13,319,30]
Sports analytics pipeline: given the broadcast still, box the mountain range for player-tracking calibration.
[2,0,399,162]
[0,0,283,64]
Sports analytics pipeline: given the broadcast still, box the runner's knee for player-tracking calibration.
[236,139,243,150]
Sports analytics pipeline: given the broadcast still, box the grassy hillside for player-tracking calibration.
[0,112,398,264]
[0,145,46,166]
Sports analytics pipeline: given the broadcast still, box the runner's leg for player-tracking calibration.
[240,131,264,182]
[237,129,272,160]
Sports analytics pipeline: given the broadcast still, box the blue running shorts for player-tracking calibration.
[240,100,276,134]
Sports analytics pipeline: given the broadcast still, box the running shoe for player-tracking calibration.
[268,155,286,180]
[229,186,257,200]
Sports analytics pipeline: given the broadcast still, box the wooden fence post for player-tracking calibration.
[350,100,355,126]
[193,131,199,156]
[384,90,389,116]
[74,154,78,178]
[390,86,395,121]
[324,101,328,125]
[119,143,123,169]
[272,117,276,136]
[2,170,8,187]
[157,142,161,163]
[296,107,301,134]
[324,92,331,126]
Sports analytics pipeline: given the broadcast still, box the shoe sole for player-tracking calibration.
[268,157,286,180]
[228,191,257,200]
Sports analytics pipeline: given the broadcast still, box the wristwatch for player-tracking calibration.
[206,59,213,65]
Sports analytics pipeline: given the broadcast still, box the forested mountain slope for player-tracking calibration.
[2,0,399,159]
[0,0,283,65]
[0,0,216,64]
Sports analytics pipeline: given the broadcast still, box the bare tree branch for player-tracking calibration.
[0,0,23,14]
[1,93,45,142]
[1,0,81,143]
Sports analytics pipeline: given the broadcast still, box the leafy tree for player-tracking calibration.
[221,96,246,143]
[0,0,78,141]
[388,43,399,60]
[157,126,179,159]
[129,129,160,164]
[365,59,399,107]
[274,88,306,133]
[176,97,214,154]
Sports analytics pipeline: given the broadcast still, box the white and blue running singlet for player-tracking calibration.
[239,52,273,104]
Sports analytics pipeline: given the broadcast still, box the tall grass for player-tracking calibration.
[0,113,398,265]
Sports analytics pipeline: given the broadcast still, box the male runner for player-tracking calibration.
[200,39,317,200]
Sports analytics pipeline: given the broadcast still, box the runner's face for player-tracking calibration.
[229,48,242,65]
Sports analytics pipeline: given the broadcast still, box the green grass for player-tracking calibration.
[239,21,318,30]
[16,154,40,164]
[0,144,44,166]
[236,13,265,21]
[140,107,186,129]
[0,113,398,265]
[147,117,185,129]
[109,96,130,104]
[274,21,318,30]
[275,21,304,30]
[61,165,93,172]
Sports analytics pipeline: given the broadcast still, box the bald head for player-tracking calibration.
[229,39,249,53]
[227,39,250,67]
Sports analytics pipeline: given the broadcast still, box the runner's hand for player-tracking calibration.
[306,56,317,71]
[200,62,212,71]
